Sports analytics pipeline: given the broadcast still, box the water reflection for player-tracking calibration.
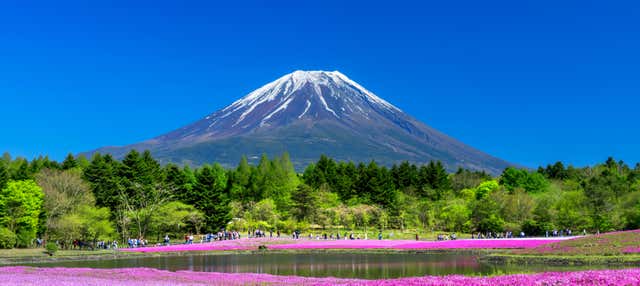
[27,252,630,279]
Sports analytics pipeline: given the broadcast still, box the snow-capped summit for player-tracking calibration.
[88,70,512,174]
[217,70,400,129]
[156,70,409,141]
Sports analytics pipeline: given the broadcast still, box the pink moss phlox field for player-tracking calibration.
[268,239,564,250]
[122,238,568,253]
[2,266,640,285]
[119,238,272,253]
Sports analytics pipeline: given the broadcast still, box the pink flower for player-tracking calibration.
[1,266,640,285]
[121,238,567,253]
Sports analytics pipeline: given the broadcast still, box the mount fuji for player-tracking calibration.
[89,70,512,174]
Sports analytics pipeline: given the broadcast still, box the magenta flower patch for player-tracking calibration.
[1,266,640,285]
[121,238,568,253]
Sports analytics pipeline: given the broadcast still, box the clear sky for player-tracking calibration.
[0,0,638,168]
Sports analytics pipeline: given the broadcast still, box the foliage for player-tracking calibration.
[501,167,549,193]
[1,150,639,249]
[45,242,58,256]
[0,227,17,249]
[55,205,115,243]
[189,164,230,232]
[0,180,44,247]
[291,184,318,221]
[0,163,8,191]
[153,201,204,236]
[36,169,95,240]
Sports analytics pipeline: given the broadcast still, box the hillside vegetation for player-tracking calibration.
[0,150,639,250]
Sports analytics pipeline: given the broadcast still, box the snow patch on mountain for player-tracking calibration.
[218,70,400,126]
[298,100,311,118]
[261,97,294,125]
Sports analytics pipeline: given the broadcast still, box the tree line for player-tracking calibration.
[0,151,639,249]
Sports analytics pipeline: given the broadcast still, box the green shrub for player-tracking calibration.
[45,242,58,256]
[16,229,35,248]
[0,228,17,249]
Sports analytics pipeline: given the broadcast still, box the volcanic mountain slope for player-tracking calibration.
[90,70,512,174]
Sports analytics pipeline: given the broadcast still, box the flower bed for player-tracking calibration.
[268,238,566,250]
[515,229,640,256]
[1,266,639,285]
[119,239,259,253]
[121,237,568,253]
[122,239,558,252]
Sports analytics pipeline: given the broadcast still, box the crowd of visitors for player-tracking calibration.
[471,231,523,239]
[436,233,457,241]
[127,238,148,248]
[289,231,374,241]
[546,229,576,237]
[38,227,590,251]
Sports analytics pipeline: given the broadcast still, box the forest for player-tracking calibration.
[0,150,638,249]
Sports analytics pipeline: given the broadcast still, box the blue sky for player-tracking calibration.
[0,0,638,168]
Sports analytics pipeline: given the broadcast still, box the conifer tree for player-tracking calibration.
[61,153,78,170]
[192,164,230,232]
[83,153,120,210]
[0,163,8,190]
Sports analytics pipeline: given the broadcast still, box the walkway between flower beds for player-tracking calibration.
[120,237,574,253]
[1,266,638,285]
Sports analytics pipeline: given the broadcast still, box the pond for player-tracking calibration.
[28,252,628,279]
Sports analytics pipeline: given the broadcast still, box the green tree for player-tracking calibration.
[451,168,491,192]
[12,159,31,181]
[61,153,78,170]
[77,205,115,242]
[83,154,121,210]
[500,167,528,192]
[334,162,356,201]
[37,169,95,241]
[584,177,615,232]
[265,153,298,212]
[56,206,115,245]
[117,151,169,239]
[475,180,499,200]
[439,199,471,232]
[471,195,504,233]
[191,164,230,232]
[229,156,254,203]
[523,172,549,193]
[0,180,44,247]
[417,161,451,200]
[153,201,204,237]
[501,167,548,193]
[163,164,191,201]
[0,163,8,190]
[250,199,280,230]
[291,184,318,221]
[554,190,590,231]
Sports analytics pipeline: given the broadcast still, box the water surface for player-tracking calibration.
[28,252,629,279]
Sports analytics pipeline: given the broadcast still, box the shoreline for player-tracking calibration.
[4,236,634,268]
[3,248,499,266]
